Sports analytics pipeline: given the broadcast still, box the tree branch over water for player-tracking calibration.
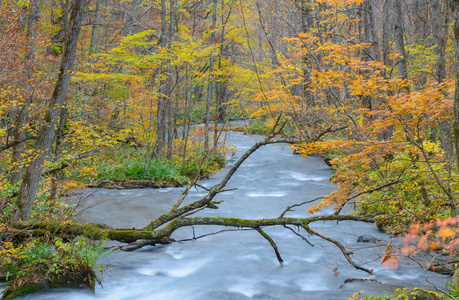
[11,134,377,275]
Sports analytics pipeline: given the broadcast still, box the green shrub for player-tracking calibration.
[2,238,112,299]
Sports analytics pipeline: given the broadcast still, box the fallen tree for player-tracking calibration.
[8,122,379,277]
[4,122,389,299]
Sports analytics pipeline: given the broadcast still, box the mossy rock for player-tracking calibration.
[2,262,96,300]
[388,288,446,300]
[376,220,386,232]
[2,283,45,300]
[451,268,459,289]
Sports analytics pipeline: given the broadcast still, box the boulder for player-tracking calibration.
[357,234,381,243]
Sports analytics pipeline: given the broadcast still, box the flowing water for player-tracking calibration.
[1,131,450,299]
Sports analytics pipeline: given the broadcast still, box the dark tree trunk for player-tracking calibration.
[166,0,176,160]
[205,0,217,151]
[213,0,231,151]
[393,0,408,81]
[155,0,168,162]
[12,0,86,222]
[301,0,314,106]
[432,0,452,157]
[452,0,459,174]
[88,0,101,56]
[382,0,392,69]
[49,106,68,201]
[10,0,41,186]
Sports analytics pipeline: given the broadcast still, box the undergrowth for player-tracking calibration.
[1,237,112,299]
[71,143,229,186]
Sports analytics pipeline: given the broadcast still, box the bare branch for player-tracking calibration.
[42,149,100,176]
[256,227,284,264]
[178,228,254,242]
[313,126,349,143]
[280,197,323,218]
[144,137,301,230]
[0,135,36,153]
[283,225,314,247]
[306,227,374,274]
[407,255,456,300]
[334,178,410,215]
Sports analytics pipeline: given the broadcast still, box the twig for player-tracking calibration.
[283,225,314,247]
[407,254,455,300]
[313,126,349,143]
[194,183,211,192]
[42,149,100,176]
[334,178,410,215]
[0,135,36,153]
[178,228,254,242]
[307,227,374,274]
[256,227,284,265]
[279,197,323,218]
[172,154,210,210]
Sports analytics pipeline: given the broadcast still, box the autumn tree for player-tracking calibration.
[12,0,87,222]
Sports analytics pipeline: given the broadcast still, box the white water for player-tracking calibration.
[2,132,449,299]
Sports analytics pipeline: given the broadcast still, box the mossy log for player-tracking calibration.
[11,213,375,275]
[9,136,378,276]
[12,221,170,244]
[2,126,399,299]
[13,214,372,244]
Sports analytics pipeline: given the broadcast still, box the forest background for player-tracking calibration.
[2,0,459,298]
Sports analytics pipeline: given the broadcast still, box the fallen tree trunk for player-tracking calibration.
[13,213,375,274]
[10,125,383,276]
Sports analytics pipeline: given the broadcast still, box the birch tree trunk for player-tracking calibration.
[12,0,86,222]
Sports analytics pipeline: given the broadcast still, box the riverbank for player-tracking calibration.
[2,131,450,300]
[60,132,449,300]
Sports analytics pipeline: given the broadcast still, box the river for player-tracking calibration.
[2,131,450,299]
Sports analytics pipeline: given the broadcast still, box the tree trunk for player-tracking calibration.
[155,0,168,162]
[301,0,314,106]
[88,0,101,56]
[204,0,217,151]
[10,0,41,186]
[382,0,392,69]
[432,0,452,157]
[452,0,459,174]
[166,0,176,160]
[360,0,379,111]
[12,0,86,222]
[393,0,408,81]
[363,0,379,61]
[213,0,231,151]
[48,106,67,201]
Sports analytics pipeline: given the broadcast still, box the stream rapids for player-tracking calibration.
[1,131,449,300]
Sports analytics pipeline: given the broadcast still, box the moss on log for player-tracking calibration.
[13,214,373,245]
[13,221,170,244]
